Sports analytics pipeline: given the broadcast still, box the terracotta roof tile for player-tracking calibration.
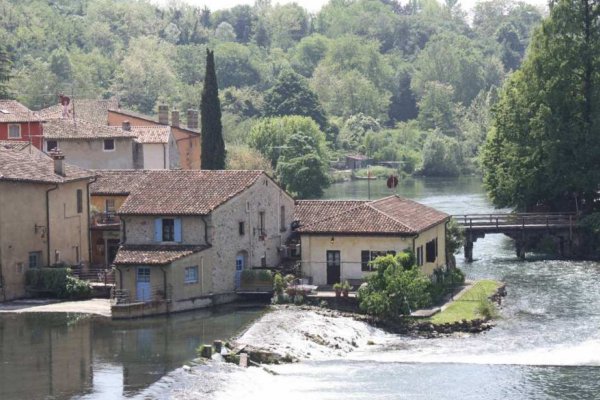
[296,195,449,235]
[294,200,367,226]
[43,118,136,140]
[37,98,118,125]
[0,149,94,184]
[130,126,171,144]
[0,140,30,151]
[90,170,151,195]
[113,244,208,265]
[109,108,201,135]
[0,100,42,122]
[119,170,265,215]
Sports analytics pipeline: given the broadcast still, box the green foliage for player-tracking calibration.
[201,49,226,170]
[476,297,499,320]
[420,131,462,176]
[25,268,92,300]
[273,272,285,295]
[358,253,431,318]
[429,267,465,303]
[0,44,11,99]
[446,218,465,255]
[482,0,600,211]
[263,69,328,132]
[226,145,273,174]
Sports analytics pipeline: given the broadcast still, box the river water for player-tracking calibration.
[2,177,600,399]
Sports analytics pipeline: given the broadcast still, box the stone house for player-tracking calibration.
[294,195,450,286]
[111,170,294,318]
[108,105,201,170]
[0,149,94,301]
[0,100,44,149]
[126,124,180,169]
[42,119,137,170]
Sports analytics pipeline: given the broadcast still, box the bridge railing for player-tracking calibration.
[452,213,578,230]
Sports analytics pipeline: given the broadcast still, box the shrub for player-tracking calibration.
[241,269,256,283]
[476,298,499,320]
[26,268,92,300]
[273,273,285,295]
[358,253,431,318]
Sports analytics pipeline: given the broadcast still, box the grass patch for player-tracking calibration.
[428,280,502,325]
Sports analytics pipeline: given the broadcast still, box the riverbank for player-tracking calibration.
[0,298,111,317]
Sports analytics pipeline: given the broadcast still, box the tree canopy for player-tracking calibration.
[481,0,600,212]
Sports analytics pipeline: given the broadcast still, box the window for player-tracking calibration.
[258,211,265,236]
[46,140,58,152]
[162,218,175,241]
[416,246,424,266]
[76,189,83,213]
[28,251,42,268]
[8,124,21,139]
[280,206,286,232]
[103,139,115,151]
[184,266,199,284]
[426,238,438,263]
[105,199,116,213]
[239,221,245,235]
[361,250,396,271]
[154,218,181,242]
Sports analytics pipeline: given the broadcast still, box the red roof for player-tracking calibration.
[113,244,208,265]
[296,195,449,235]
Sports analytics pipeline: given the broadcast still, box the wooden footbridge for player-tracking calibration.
[452,213,578,262]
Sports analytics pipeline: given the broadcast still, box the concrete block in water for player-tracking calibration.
[239,353,248,368]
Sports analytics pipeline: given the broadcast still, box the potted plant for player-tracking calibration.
[342,280,352,297]
[333,282,342,297]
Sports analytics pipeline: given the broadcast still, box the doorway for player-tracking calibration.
[326,250,341,285]
[235,253,245,289]
[136,267,151,302]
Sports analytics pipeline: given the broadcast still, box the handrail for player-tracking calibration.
[452,212,578,230]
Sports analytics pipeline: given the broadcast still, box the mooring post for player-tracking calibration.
[464,236,474,263]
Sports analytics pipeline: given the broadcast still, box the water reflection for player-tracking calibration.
[0,305,265,400]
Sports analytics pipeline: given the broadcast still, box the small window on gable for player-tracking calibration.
[103,139,115,151]
[46,140,58,152]
[239,221,245,235]
[8,124,21,139]
[184,266,199,284]
[76,189,83,214]
[280,206,286,232]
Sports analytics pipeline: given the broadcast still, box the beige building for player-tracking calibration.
[0,149,94,301]
[294,196,450,286]
[111,170,294,318]
[127,124,180,169]
[42,118,137,170]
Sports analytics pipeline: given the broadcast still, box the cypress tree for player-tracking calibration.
[201,49,226,170]
[0,44,11,99]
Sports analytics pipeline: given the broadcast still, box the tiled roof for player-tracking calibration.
[296,195,449,235]
[113,244,208,265]
[109,108,201,135]
[90,170,151,195]
[0,148,94,184]
[119,170,265,215]
[37,98,118,125]
[130,126,171,144]
[0,100,42,122]
[43,118,136,140]
[294,200,367,227]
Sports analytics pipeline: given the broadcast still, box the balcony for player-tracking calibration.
[91,212,121,229]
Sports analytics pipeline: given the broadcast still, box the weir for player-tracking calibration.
[453,213,578,262]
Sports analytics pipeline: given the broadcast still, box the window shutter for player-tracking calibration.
[154,218,162,242]
[174,218,182,242]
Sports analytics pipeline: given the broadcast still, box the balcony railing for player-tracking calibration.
[91,212,120,227]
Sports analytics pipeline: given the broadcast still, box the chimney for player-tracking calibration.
[50,151,65,176]
[158,105,169,125]
[171,110,180,128]
[187,109,198,130]
[122,120,131,131]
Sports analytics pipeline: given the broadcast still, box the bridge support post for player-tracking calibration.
[464,239,473,263]
[515,240,525,260]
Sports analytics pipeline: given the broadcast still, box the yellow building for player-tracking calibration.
[0,149,94,300]
[294,196,450,286]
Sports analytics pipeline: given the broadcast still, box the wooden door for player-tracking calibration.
[326,251,341,285]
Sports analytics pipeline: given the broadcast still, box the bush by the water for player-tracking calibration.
[25,268,92,299]
[358,252,431,318]
[429,267,466,304]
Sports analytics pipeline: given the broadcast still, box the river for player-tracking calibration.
[2,177,599,399]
